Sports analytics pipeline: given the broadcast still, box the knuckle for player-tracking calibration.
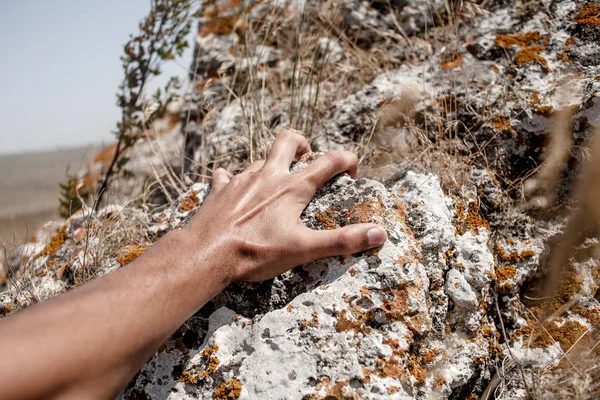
[324,150,346,166]
[297,175,317,193]
[279,129,305,143]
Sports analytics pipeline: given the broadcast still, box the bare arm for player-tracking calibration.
[0,132,387,399]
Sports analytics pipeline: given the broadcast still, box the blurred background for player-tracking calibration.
[0,0,193,250]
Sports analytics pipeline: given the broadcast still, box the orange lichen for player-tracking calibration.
[200,15,237,37]
[387,386,401,394]
[0,302,13,317]
[494,31,541,48]
[179,344,220,384]
[93,142,119,167]
[394,201,407,222]
[495,245,534,264]
[179,191,200,213]
[334,308,372,334]
[117,244,148,266]
[513,320,589,353]
[574,4,600,28]
[494,265,517,281]
[214,378,242,399]
[287,304,294,312]
[440,53,463,70]
[315,210,338,230]
[515,46,549,73]
[493,31,549,72]
[41,225,67,257]
[552,268,584,309]
[490,115,513,133]
[455,201,490,235]
[421,349,437,364]
[360,286,372,299]
[343,198,389,224]
[203,343,219,359]
[382,288,409,322]
[407,355,428,386]
[521,249,535,259]
[535,105,553,116]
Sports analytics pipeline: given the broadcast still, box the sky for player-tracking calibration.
[0,0,194,155]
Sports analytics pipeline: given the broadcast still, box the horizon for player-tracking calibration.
[0,0,194,156]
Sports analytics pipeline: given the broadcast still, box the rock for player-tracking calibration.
[119,157,498,399]
[4,0,600,398]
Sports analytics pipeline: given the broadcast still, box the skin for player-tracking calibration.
[0,131,387,399]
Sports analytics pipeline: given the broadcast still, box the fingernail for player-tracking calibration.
[367,226,387,247]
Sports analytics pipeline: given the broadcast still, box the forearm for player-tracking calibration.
[0,228,226,399]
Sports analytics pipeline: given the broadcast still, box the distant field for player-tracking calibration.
[0,146,98,251]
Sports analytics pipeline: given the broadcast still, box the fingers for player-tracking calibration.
[299,150,358,192]
[243,160,265,175]
[263,130,311,172]
[300,224,387,261]
[211,168,231,192]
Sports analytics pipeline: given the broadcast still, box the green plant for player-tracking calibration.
[58,177,84,219]
[94,0,198,209]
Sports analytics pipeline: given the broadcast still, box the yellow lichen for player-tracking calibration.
[41,225,68,257]
[214,378,242,399]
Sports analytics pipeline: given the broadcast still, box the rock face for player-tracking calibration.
[3,0,600,398]
[120,157,499,399]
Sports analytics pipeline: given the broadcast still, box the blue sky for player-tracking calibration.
[0,0,194,154]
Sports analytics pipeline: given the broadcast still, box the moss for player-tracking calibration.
[214,378,242,399]
[41,225,67,257]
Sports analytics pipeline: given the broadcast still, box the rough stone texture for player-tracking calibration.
[117,158,499,399]
[3,0,600,398]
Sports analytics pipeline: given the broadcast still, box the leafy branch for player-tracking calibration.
[94,0,198,210]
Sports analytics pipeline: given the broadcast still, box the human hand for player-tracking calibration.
[184,130,387,283]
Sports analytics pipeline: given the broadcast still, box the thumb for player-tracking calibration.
[301,224,387,261]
